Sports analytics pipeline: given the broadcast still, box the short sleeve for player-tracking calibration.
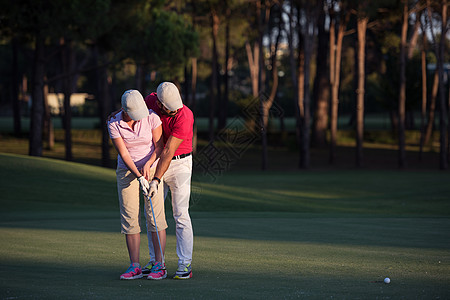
[149,110,162,130]
[145,93,159,111]
[108,121,121,139]
[171,109,192,140]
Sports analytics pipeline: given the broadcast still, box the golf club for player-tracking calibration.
[148,193,164,264]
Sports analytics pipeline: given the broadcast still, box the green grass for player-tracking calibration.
[192,171,450,215]
[1,153,450,299]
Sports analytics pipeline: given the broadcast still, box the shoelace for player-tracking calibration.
[126,264,140,273]
[177,264,189,272]
[151,263,165,272]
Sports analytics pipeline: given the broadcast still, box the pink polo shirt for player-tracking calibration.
[108,110,162,170]
[144,93,193,156]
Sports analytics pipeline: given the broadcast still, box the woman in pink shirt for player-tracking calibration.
[107,90,167,280]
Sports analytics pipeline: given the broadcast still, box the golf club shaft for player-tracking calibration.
[148,194,164,264]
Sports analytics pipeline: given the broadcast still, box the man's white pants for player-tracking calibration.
[147,155,193,266]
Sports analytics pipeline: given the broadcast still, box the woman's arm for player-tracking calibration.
[111,137,142,178]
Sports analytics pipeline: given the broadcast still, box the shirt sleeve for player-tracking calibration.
[171,110,191,140]
[145,93,159,111]
[149,110,162,130]
[108,121,121,139]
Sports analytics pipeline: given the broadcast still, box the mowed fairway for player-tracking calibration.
[1,153,450,299]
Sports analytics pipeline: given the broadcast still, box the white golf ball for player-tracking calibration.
[384,277,390,284]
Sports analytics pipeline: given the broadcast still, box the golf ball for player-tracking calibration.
[384,277,390,284]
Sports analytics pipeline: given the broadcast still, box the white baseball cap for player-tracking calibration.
[156,82,183,111]
[121,89,149,121]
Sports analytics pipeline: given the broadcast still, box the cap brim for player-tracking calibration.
[127,109,149,121]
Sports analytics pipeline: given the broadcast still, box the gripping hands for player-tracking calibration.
[138,176,150,197]
[149,180,159,198]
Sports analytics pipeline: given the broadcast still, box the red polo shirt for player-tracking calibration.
[144,92,193,156]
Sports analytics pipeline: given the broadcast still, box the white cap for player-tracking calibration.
[121,90,149,121]
[156,82,183,111]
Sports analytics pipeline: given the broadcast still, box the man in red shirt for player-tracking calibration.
[145,82,194,280]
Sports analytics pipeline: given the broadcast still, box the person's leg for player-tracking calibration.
[117,168,143,279]
[151,230,166,263]
[144,168,168,265]
[146,176,169,280]
[164,156,193,267]
[147,228,167,280]
[126,233,140,263]
[145,181,169,276]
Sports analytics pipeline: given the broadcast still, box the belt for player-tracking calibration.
[172,152,192,160]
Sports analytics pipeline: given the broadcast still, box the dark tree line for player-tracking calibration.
[0,0,449,170]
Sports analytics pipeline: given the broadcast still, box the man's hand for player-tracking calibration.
[149,180,159,198]
[141,163,152,181]
[106,109,121,123]
[138,176,149,197]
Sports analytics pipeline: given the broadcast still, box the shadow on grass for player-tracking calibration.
[1,258,449,299]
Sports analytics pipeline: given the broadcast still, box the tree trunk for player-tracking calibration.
[246,41,260,98]
[300,47,311,169]
[190,0,198,113]
[419,44,427,160]
[61,37,74,161]
[299,3,316,169]
[312,3,329,148]
[189,58,197,110]
[288,4,301,158]
[297,31,305,169]
[258,0,268,170]
[437,0,448,170]
[329,12,348,164]
[398,0,408,168]
[329,13,336,162]
[29,36,45,157]
[209,10,220,141]
[245,40,260,140]
[356,16,368,168]
[424,70,438,145]
[43,77,54,150]
[184,63,190,110]
[135,64,145,92]
[448,75,450,164]
[262,9,282,129]
[11,38,21,137]
[94,46,111,168]
[191,58,198,153]
[448,76,450,164]
[218,1,231,131]
[186,0,198,154]
[407,16,421,60]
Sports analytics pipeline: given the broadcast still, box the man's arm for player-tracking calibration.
[148,135,183,197]
[154,135,183,180]
[106,109,121,122]
[142,125,164,180]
